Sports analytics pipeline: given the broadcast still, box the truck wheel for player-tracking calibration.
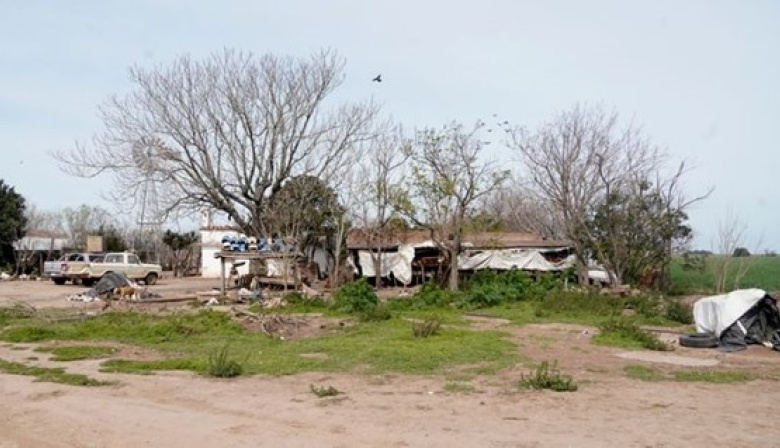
[52,278,66,285]
[82,278,95,287]
[144,273,158,286]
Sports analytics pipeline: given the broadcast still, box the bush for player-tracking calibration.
[665,300,694,324]
[206,344,244,378]
[595,319,673,351]
[518,360,578,392]
[333,278,378,313]
[411,315,443,338]
[412,281,457,308]
[357,305,392,322]
[456,269,564,309]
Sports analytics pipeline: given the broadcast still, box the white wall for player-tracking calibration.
[200,229,250,278]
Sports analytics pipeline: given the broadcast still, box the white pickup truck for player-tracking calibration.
[44,253,105,285]
[60,252,162,287]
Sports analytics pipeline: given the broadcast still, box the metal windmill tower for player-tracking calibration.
[131,137,167,261]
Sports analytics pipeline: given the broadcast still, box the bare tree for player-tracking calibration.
[350,121,411,288]
[400,121,509,291]
[506,103,709,286]
[52,48,378,236]
[60,205,115,250]
[481,176,564,237]
[711,210,762,293]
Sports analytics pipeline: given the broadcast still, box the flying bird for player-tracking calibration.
[372,74,382,83]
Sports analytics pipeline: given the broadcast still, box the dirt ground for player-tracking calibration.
[2,279,780,447]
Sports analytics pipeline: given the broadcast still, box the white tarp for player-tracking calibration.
[458,250,575,272]
[693,288,767,337]
[357,244,415,285]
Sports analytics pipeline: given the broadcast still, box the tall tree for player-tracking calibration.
[400,121,509,291]
[162,230,198,277]
[505,103,709,286]
[52,49,378,236]
[351,122,411,287]
[0,180,27,268]
[61,205,115,250]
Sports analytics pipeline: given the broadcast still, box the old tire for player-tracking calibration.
[52,278,66,285]
[679,333,718,349]
[144,273,158,286]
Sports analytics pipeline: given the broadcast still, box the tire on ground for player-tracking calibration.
[679,333,718,348]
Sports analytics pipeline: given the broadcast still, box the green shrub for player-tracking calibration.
[518,360,578,392]
[358,305,392,322]
[665,300,694,324]
[595,319,672,351]
[333,278,378,313]
[206,344,244,378]
[412,281,457,308]
[411,315,443,338]
[534,290,624,319]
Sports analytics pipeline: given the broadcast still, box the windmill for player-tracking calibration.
[131,137,168,261]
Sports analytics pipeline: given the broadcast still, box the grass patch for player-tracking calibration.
[0,358,114,386]
[411,315,443,338]
[518,360,578,392]
[624,364,665,381]
[3,309,517,377]
[443,381,476,394]
[35,345,117,361]
[624,364,756,383]
[593,319,673,351]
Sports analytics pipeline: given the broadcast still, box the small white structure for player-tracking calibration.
[199,209,249,278]
[13,230,71,252]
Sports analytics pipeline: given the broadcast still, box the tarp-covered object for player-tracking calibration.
[693,289,780,352]
[94,272,132,295]
[357,245,415,285]
[458,250,575,272]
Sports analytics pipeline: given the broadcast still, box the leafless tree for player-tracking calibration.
[400,121,509,291]
[52,48,378,237]
[711,209,762,293]
[480,176,563,237]
[350,121,411,288]
[13,205,65,273]
[60,205,115,250]
[506,103,709,286]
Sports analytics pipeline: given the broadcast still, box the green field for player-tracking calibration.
[670,255,780,295]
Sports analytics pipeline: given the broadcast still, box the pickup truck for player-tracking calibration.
[60,252,162,287]
[44,253,105,285]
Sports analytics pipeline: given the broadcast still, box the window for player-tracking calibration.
[105,255,120,263]
[128,255,140,264]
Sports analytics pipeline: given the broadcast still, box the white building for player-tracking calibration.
[198,209,250,278]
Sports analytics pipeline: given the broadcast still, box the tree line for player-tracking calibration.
[49,48,712,291]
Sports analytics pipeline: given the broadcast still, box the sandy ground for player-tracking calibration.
[2,280,780,447]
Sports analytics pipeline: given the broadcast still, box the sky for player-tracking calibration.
[1,0,778,250]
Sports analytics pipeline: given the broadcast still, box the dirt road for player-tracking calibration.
[1,280,780,447]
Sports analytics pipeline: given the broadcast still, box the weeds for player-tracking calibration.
[310,384,342,397]
[412,315,443,338]
[594,319,673,351]
[518,360,578,392]
[0,358,114,386]
[358,305,392,322]
[206,344,244,378]
[664,300,694,325]
[443,381,476,394]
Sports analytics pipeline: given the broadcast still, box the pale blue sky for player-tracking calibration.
[1,0,778,250]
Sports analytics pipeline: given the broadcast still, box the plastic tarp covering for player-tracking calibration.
[458,250,575,272]
[357,244,415,285]
[94,272,132,295]
[693,288,767,337]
